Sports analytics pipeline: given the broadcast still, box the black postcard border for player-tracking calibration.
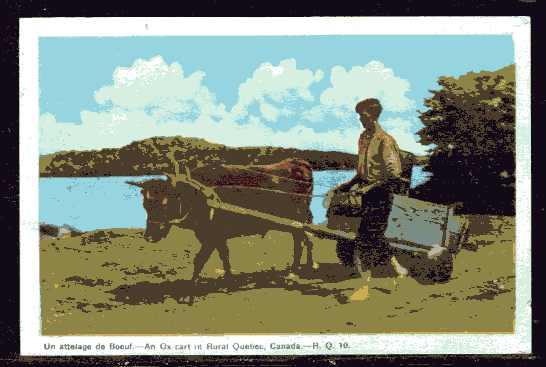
[2,1,545,366]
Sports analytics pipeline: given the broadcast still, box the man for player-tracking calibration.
[334,98,408,299]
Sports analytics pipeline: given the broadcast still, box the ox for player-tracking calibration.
[128,158,315,283]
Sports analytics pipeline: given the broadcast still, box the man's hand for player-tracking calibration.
[334,175,363,193]
[334,182,351,193]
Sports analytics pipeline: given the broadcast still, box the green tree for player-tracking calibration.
[415,65,515,214]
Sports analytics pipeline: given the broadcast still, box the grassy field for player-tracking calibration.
[40,216,515,335]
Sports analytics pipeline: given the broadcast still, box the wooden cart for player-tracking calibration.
[326,191,470,282]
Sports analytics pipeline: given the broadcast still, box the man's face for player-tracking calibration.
[358,110,373,129]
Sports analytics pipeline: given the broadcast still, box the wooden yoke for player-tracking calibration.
[165,148,220,203]
[166,150,181,176]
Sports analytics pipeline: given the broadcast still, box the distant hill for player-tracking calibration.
[39,135,423,177]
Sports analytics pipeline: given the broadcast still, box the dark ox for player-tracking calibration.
[128,158,315,282]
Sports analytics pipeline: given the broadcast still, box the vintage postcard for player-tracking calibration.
[19,17,531,356]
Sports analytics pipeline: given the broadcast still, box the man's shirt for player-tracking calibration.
[357,124,402,183]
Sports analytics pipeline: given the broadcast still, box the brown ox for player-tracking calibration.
[128,158,315,283]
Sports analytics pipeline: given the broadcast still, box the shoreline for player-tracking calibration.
[38,167,359,179]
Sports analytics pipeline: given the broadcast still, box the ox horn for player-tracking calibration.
[165,173,195,194]
[126,181,145,188]
[166,173,188,184]
[165,167,191,182]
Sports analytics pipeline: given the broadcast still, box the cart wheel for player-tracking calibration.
[336,239,356,268]
[414,251,454,283]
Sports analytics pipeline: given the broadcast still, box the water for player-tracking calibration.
[40,167,431,230]
[39,176,165,231]
[411,165,433,188]
[309,170,355,225]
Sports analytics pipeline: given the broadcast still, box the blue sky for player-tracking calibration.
[39,36,514,155]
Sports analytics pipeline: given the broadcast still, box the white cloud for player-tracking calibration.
[265,125,361,153]
[94,55,224,118]
[231,58,324,121]
[319,61,414,113]
[259,102,280,122]
[301,105,353,124]
[40,55,427,156]
[381,117,428,155]
[177,118,362,154]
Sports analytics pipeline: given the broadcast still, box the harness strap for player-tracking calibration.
[147,195,189,225]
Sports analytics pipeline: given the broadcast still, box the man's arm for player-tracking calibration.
[381,137,402,179]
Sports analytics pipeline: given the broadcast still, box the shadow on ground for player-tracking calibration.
[108,264,356,306]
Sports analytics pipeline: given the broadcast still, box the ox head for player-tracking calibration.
[127,178,177,242]
[127,172,212,242]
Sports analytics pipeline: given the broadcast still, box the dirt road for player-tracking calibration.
[40,216,515,334]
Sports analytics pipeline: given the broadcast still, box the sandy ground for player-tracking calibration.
[40,216,515,335]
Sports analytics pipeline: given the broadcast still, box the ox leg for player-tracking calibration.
[291,231,304,273]
[303,232,319,271]
[216,241,233,279]
[192,238,215,283]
